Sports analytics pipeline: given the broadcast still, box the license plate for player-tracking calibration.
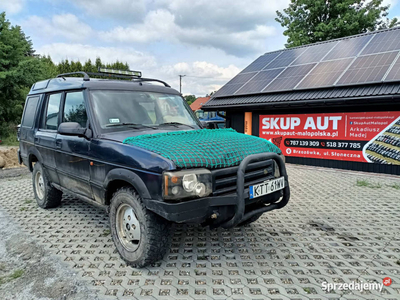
[249,177,285,199]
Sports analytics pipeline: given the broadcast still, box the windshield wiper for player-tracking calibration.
[106,123,156,129]
[158,122,195,129]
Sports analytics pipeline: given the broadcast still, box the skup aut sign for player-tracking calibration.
[260,112,400,164]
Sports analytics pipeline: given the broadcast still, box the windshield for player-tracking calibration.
[90,90,200,131]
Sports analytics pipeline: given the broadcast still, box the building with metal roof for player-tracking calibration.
[203,27,400,175]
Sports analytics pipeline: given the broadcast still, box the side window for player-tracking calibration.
[63,91,87,128]
[42,93,62,130]
[22,96,40,127]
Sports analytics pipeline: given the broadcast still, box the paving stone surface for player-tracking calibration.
[0,165,399,300]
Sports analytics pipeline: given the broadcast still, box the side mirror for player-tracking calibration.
[58,122,92,139]
[200,121,209,129]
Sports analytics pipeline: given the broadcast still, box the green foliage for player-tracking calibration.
[57,56,130,79]
[276,0,399,48]
[0,12,50,138]
[1,133,19,146]
[184,95,196,105]
[0,12,130,140]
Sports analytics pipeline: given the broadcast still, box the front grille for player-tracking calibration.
[211,159,275,196]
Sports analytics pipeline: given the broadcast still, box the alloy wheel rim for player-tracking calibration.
[116,203,141,251]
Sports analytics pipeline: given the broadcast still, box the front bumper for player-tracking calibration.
[146,153,290,228]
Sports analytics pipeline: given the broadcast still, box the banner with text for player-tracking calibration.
[259,112,400,164]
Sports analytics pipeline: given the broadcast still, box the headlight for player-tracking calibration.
[163,169,212,200]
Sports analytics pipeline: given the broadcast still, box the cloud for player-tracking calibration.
[164,0,288,31]
[68,0,288,56]
[37,43,157,69]
[70,0,147,22]
[0,0,25,15]
[100,10,175,43]
[36,43,238,95]
[100,9,277,56]
[383,0,398,8]
[23,14,92,42]
[159,61,241,95]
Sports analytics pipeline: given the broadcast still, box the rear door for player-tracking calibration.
[55,90,92,198]
[34,92,63,184]
[20,95,41,162]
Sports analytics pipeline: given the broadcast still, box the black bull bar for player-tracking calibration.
[220,152,290,229]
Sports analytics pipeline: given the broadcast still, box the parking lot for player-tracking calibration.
[0,164,399,300]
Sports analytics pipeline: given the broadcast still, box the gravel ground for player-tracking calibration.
[0,167,30,180]
[0,202,99,300]
[0,165,399,299]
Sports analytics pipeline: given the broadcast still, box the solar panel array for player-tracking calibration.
[214,28,400,98]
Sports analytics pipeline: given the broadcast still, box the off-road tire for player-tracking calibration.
[32,162,62,209]
[110,187,172,268]
[238,213,263,226]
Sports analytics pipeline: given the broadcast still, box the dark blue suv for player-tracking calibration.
[18,70,290,267]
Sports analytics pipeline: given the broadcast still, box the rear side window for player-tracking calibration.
[42,93,62,130]
[22,96,40,127]
[63,91,87,128]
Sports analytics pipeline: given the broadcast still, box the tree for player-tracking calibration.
[0,12,51,138]
[276,0,399,48]
[0,12,131,139]
[184,95,196,105]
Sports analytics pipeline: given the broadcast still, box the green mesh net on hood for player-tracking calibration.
[123,128,281,169]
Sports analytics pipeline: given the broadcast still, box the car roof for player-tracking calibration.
[28,77,181,96]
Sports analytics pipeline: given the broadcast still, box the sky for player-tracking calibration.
[1,0,399,96]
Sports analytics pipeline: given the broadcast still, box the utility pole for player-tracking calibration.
[179,75,186,94]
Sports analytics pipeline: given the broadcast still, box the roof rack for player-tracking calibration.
[56,69,171,87]
[57,72,90,81]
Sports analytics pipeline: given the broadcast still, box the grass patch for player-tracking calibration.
[0,135,19,146]
[356,179,369,187]
[303,287,312,294]
[386,183,400,190]
[356,179,381,189]
[10,269,24,279]
[19,207,27,211]
[0,269,24,285]
[101,229,111,237]
[24,199,33,204]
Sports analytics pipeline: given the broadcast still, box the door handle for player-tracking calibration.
[34,137,40,143]
[56,139,62,148]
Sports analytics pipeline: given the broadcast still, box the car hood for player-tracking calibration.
[123,128,281,169]
[100,128,194,143]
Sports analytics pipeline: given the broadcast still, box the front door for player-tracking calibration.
[55,90,92,198]
[34,93,62,184]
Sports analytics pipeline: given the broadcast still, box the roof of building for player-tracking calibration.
[190,96,211,111]
[204,82,400,110]
[203,27,400,110]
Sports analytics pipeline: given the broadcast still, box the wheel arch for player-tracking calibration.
[28,147,43,172]
[104,169,151,206]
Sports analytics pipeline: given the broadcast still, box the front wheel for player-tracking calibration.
[109,187,172,267]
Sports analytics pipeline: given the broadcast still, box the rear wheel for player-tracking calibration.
[110,187,172,267]
[32,162,62,208]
